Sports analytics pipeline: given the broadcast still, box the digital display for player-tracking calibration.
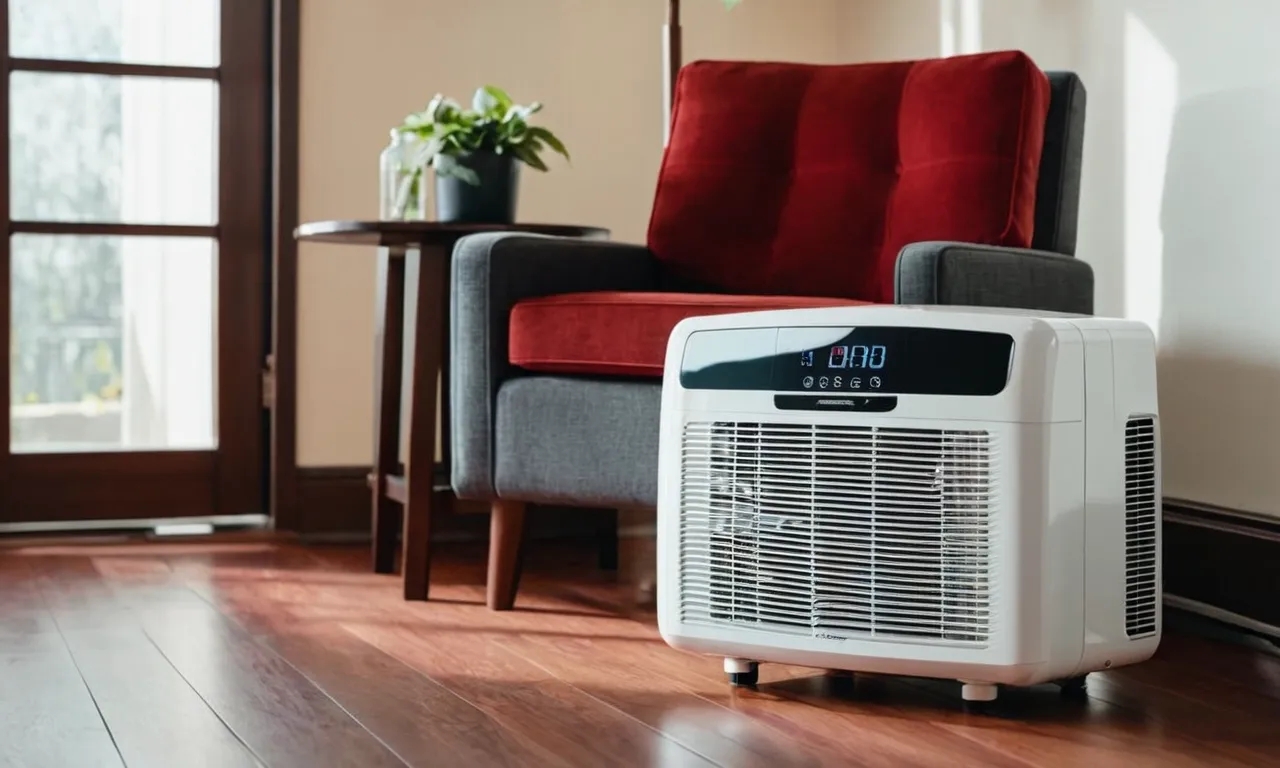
[825,344,885,370]
[679,326,1014,397]
[780,328,1011,394]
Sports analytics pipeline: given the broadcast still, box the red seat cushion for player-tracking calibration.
[509,292,869,377]
[648,51,1051,303]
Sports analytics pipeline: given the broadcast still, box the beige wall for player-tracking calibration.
[839,0,942,61]
[301,0,1280,520]
[296,0,846,466]
[302,1,1280,519]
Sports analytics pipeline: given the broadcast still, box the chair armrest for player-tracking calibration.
[895,241,1094,314]
[450,232,660,499]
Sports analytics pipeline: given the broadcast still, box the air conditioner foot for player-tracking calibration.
[1057,675,1089,698]
[724,658,759,687]
[960,681,998,704]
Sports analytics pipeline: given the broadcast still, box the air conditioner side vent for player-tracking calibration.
[1124,416,1159,639]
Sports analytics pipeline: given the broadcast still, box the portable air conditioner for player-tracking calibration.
[656,305,1161,705]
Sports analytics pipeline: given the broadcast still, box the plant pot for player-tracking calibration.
[435,151,520,224]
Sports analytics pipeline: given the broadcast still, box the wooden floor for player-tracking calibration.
[0,538,1278,768]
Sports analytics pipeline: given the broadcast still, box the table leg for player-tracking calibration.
[401,244,447,600]
[437,246,453,496]
[435,238,455,522]
[370,245,406,574]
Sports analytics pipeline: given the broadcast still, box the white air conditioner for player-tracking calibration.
[656,305,1161,706]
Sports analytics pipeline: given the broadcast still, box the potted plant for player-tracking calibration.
[397,86,569,224]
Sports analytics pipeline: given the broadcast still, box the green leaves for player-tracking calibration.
[398,85,569,184]
[526,126,569,161]
[472,85,513,117]
[511,144,549,172]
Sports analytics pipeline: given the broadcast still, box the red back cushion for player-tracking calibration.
[647,51,1051,303]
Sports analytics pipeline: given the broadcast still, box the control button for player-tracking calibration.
[833,376,842,389]
[871,377,882,389]
[802,376,814,389]
[818,377,829,389]
[850,378,862,389]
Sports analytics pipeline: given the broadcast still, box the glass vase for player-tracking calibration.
[379,130,429,220]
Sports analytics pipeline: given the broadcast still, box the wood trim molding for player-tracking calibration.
[9,58,218,80]
[214,0,271,518]
[10,221,218,238]
[1164,501,1280,639]
[270,0,301,531]
[8,452,217,523]
[295,467,488,541]
[294,467,377,538]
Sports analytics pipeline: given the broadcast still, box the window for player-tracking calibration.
[1,0,271,523]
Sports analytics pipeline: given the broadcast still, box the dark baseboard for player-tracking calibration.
[294,466,487,540]
[1164,502,1280,638]
[294,466,378,538]
[293,466,608,544]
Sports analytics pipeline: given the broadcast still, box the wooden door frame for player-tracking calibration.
[270,0,301,532]
[0,0,272,525]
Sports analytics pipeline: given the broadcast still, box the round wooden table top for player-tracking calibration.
[294,220,610,247]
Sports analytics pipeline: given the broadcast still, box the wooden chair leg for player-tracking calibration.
[487,500,527,611]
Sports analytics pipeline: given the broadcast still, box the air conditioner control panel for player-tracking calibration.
[678,326,1014,396]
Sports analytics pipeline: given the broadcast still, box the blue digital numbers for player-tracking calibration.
[823,343,887,370]
[833,344,887,369]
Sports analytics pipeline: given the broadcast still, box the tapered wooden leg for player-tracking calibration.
[401,244,447,601]
[487,500,527,611]
[370,246,406,574]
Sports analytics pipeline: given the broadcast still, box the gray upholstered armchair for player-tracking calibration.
[451,51,1089,609]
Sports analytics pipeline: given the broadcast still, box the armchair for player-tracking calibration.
[452,50,1089,609]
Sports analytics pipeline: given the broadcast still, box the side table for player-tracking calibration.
[294,221,610,600]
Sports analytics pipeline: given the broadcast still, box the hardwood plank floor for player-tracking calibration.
[26,557,262,768]
[0,537,1276,768]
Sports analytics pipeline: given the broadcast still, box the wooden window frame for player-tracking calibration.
[270,0,300,532]
[0,0,272,525]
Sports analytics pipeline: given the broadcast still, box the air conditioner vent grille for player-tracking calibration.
[678,422,995,647]
[1124,416,1159,639]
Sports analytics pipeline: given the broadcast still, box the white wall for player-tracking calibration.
[296,0,846,466]
[842,0,1280,518]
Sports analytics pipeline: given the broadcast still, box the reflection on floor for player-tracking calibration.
[0,536,1277,767]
